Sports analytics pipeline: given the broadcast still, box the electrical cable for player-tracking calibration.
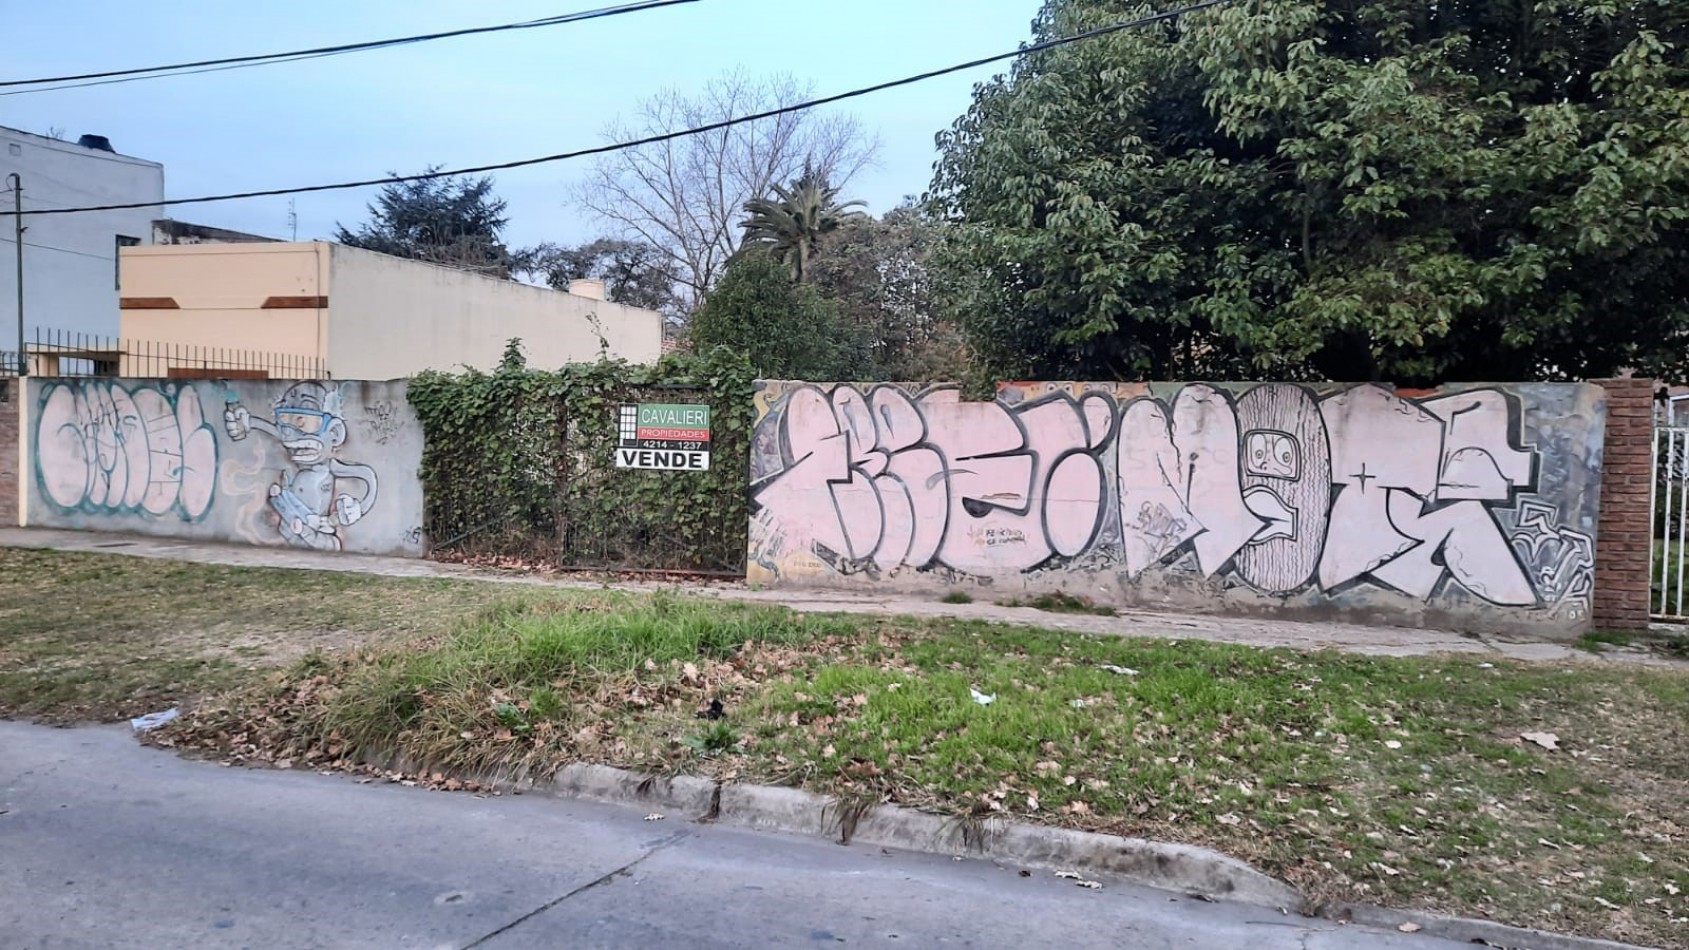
[18,0,1231,217]
[0,0,698,94]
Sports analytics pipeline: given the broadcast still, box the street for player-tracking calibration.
[0,721,1467,949]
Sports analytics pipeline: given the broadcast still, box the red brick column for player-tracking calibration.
[0,378,17,527]
[1592,378,1656,631]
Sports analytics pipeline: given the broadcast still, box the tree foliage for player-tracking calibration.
[688,254,870,380]
[525,238,681,314]
[808,203,967,380]
[337,169,529,278]
[740,170,867,283]
[933,0,1689,384]
[577,70,878,304]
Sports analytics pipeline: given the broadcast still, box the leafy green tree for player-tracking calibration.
[808,202,967,380]
[740,170,868,283]
[337,169,530,278]
[688,255,870,379]
[525,238,680,314]
[933,0,1689,384]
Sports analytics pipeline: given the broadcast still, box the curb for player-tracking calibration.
[536,763,1657,950]
[544,762,1299,909]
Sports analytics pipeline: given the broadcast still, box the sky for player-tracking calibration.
[1,0,1044,251]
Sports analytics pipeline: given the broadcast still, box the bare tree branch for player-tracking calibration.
[576,70,879,309]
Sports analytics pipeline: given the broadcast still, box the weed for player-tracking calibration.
[940,591,974,605]
[682,720,738,756]
[997,592,1116,616]
[1577,630,1633,652]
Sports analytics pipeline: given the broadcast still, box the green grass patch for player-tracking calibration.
[0,547,539,722]
[1577,630,1634,652]
[939,591,974,605]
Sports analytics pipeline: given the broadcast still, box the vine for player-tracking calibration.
[409,341,756,572]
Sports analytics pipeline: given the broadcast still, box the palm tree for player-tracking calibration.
[739,169,867,283]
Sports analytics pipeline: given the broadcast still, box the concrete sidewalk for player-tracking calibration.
[0,526,1667,665]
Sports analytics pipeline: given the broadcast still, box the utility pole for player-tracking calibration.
[6,173,22,377]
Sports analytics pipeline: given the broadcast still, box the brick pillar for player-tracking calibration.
[0,378,17,527]
[1591,378,1656,631]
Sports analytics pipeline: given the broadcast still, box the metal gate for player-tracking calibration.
[1651,395,1689,620]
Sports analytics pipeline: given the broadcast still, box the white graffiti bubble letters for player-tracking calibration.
[36,381,217,521]
[751,381,1588,616]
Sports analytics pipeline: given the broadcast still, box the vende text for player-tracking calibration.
[615,448,711,471]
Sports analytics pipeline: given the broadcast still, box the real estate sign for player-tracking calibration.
[615,403,711,471]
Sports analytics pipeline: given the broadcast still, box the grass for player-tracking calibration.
[939,591,974,605]
[4,548,1687,946]
[996,591,1117,616]
[0,547,539,721]
[1577,630,1634,652]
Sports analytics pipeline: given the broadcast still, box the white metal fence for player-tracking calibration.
[1651,395,1689,620]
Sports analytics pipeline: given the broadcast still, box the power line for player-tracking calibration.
[0,0,699,95]
[0,235,114,261]
[20,0,1231,218]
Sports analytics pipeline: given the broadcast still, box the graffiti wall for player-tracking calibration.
[748,380,1606,634]
[27,378,425,557]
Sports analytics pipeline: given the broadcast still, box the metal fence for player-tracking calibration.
[0,328,326,379]
[1652,394,1688,620]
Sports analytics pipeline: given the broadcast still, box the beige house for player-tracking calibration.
[113,242,663,378]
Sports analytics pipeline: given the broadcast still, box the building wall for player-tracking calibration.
[0,127,165,338]
[25,377,424,556]
[748,380,1606,637]
[118,243,327,373]
[326,244,664,378]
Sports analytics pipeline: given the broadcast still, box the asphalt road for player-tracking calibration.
[0,721,1469,950]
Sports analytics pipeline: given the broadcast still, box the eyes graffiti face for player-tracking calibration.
[276,408,332,439]
[1244,430,1299,480]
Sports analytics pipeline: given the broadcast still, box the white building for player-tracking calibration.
[0,127,165,344]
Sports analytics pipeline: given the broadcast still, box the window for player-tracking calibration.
[114,235,140,289]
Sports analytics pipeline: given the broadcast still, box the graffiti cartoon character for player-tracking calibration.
[224,383,379,551]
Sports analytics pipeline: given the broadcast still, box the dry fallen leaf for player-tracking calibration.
[1521,731,1560,751]
[1397,922,1421,933]
[643,813,665,821]
[1384,740,1402,750]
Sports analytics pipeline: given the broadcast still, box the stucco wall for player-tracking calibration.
[25,377,424,556]
[747,380,1606,637]
[326,244,664,378]
[118,242,328,370]
[1,127,165,338]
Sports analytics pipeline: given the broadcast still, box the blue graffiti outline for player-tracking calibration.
[32,379,220,524]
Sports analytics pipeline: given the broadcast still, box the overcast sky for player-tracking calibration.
[2,0,1042,250]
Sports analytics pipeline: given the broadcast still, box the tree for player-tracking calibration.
[933,0,1689,385]
[524,238,680,314]
[337,170,528,278]
[740,170,867,282]
[808,202,966,380]
[577,70,878,304]
[688,254,870,380]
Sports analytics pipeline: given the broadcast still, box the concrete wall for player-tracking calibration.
[25,377,424,556]
[119,242,328,372]
[748,380,1606,636]
[1,127,164,338]
[326,244,664,378]
[116,242,666,378]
